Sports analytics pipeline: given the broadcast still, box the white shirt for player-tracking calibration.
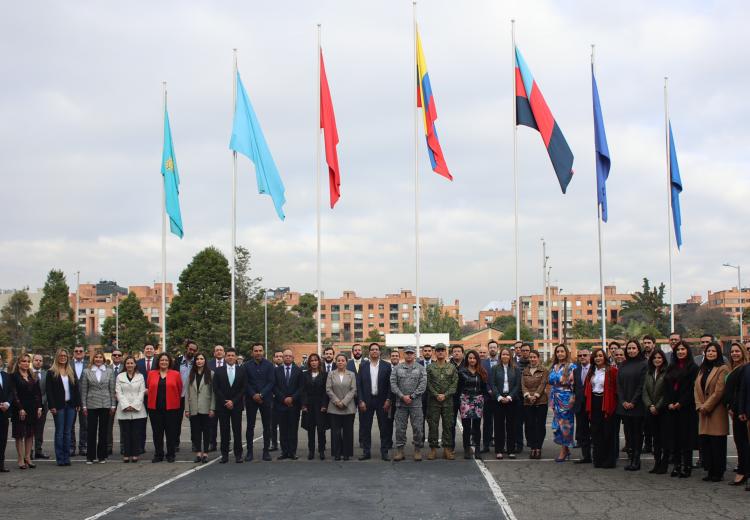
[338,373,344,383]
[94,365,105,382]
[580,363,590,383]
[592,368,606,393]
[502,364,510,393]
[61,375,71,401]
[74,360,85,379]
[215,359,224,368]
[369,360,380,396]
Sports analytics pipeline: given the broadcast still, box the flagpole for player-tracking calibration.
[413,1,421,356]
[592,45,606,349]
[161,81,168,352]
[231,49,238,351]
[316,24,323,358]
[511,19,520,341]
[664,76,674,333]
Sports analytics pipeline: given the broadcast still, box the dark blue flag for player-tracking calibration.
[591,64,610,222]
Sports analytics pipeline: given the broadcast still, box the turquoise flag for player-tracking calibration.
[161,106,184,238]
[229,70,286,220]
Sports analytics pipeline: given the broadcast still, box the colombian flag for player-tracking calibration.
[515,46,574,193]
[416,28,452,181]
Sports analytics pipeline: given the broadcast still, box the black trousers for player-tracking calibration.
[330,413,354,458]
[621,415,644,454]
[119,418,146,457]
[645,412,669,455]
[271,409,280,446]
[664,409,697,467]
[71,407,87,451]
[189,414,211,453]
[277,406,300,456]
[106,411,117,454]
[0,414,8,464]
[149,409,180,459]
[217,408,243,457]
[590,396,618,468]
[86,408,110,461]
[575,406,591,448]
[34,407,47,453]
[450,395,460,447]
[700,434,727,478]
[524,405,548,450]
[305,405,327,454]
[209,413,219,447]
[493,401,517,454]
[245,400,272,451]
[514,399,525,450]
[360,400,389,454]
[733,416,750,476]
[177,397,185,448]
[461,418,481,449]
[482,397,496,449]
[643,410,654,449]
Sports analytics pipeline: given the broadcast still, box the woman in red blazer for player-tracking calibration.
[586,348,619,469]
[146,353,183,463]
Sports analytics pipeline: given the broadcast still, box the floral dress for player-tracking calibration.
[548,363,577,447]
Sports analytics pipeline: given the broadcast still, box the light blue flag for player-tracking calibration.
[161,106,184,238]
[668,121,683,248]
[229,70,286,220]
[592,64,611,222]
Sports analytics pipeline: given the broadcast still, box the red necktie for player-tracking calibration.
[147,359,151,371]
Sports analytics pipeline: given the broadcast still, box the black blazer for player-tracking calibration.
[213,364,246,412]
[572,364,592,414]
[273,363,303,411]
[664,362,699,411]
[45,370,81,410]
[300,370,329,409]
[356,360,392,408]
[0,371,15,419]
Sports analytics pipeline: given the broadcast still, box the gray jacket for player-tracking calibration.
[185,373,215,416]
[325,370,357,415]
[80,366,116,409]
[390,362,427,407]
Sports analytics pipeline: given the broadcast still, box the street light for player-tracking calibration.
[723,263,743,342]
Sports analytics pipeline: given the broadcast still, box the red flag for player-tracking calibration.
[320,49,340,208]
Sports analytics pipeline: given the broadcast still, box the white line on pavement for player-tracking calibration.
[83,435,263,520]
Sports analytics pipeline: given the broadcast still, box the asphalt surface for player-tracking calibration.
[1,414,747,520]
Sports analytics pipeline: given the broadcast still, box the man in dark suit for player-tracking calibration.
[70,345,88,456]
[136,344,158,453]
[273,349,303,460]
[0,363,13,472]
[357,343,392,461]
[269,350,284,451]
[481,342,499,453]
[206,344,225,451]
[573,348,592,464]
[107,349,124,456]
[347,343,364,448]
[244,343,275,462]
[322,346,336,374]
[213,347,246,463]
[31,353,49,459]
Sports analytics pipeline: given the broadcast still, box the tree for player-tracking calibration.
[676,306,737,338]
[0,289,33,350]
[31,270,78,353]
[167,247,231,353]
[234,245,261,304]
[500,323,535,342]
[402,303,462,340]
[489,315,516,332]
[571,320,599,339]
[101,292,158,352]
[620,278,669,335]
[366,328,384,343]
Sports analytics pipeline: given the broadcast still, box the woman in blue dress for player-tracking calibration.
[549,344,577,462]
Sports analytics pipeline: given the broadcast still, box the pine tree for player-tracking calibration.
[101,292,158,352]
[31,270,77,353]
[0,289,33,349]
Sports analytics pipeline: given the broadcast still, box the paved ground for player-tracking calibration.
[1,414,747,520]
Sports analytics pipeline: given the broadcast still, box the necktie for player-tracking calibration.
[286,366,291,382]
[228,366,235,386]
[146,359,151,371]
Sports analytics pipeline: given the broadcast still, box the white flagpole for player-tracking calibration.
[413,1,421,356]
[592,45,606,349]
[161,82,168,352]
[664,76,674,333]
[512,19,520,341]
[231,49,238,351]
[316,24,323,357]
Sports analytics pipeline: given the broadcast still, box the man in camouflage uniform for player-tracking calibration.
[389,346,427,462]
[426,343,458,460]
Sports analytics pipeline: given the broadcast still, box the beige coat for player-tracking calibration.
[325,370,357,415]
[185,372,215,416]
[694,365,730,436]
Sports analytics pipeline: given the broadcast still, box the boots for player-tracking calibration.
[463,444,472,459]
[679,452,692,478]
[671,463,682,477]
[630,449,641,471]
[655,450,669,474]
[413,449,422,462]
[444,448,455,460]
[649,449,661,474]
[474,445,482,460]
[427,447,437,460]
[393,448,405,462]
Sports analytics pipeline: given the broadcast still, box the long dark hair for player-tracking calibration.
[307,353,322,372]
[665,341,697,381]
[624,338,645,362]
[587,348,608,382]
[647,350,667,376]
[699,342,724,374]
[189,353,211,385]
[464,350,487,382]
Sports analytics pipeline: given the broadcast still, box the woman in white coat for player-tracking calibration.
[115,356,147,463]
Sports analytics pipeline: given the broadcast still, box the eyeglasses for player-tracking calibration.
[74,350,84,353]
[112,353,122,357]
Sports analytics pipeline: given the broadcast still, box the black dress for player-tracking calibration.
[12,372,42,439]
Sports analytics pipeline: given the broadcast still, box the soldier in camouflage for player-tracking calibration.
[426,343,458,460]
[389,346,427,462]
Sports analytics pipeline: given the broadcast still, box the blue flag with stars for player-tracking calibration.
[161,105,184,238]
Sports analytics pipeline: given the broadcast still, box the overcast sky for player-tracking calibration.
[1,1,748,320]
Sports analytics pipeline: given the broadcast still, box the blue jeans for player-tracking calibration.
[54,404,76,465]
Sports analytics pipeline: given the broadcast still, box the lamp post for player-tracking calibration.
[723,263,743,342]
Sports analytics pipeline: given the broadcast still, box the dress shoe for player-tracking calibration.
[193,456,202,463]
[166,456,175,463]
[277,454,289,460]
[202,456,208,463]
[343,456,350,461]
[308,452,315,460]
[380,451,389,461]
[574,458,592,464]
[269,444,278,452]
[358,453,371,461]
[235,456,243,463]
[262,451,272,461]
[0,465,9,473]
[219,456,229,463]
[729,476,747,486]
[35,452,50,460]
[319,452,326,461]
[289,454,299,460]
[152,456,163,463]
[244,453,254,462]
[334,456,341,461]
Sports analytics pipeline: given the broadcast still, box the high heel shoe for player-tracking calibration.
[729,475,747,486]
[25,459,36,469]
[554,452,570,463]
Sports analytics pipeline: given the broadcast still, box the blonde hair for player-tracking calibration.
[50,349,75,380]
